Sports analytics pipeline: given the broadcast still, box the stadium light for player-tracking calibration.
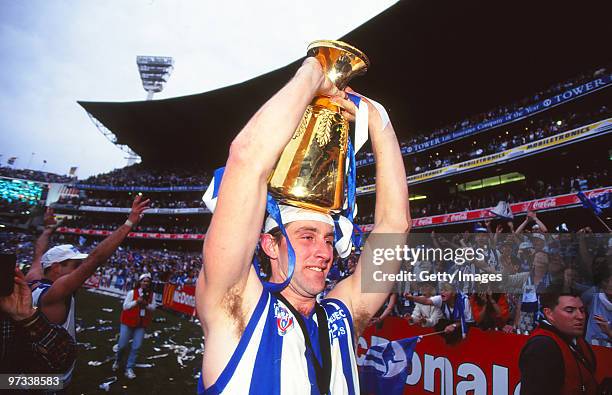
[136,56,174,100]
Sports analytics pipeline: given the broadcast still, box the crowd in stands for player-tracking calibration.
[2,204,610,345]
[0,166,73,183]
[0,199,37,214]
[355,169,610,224]
[81,164,209,188]
[98,246,201,290]
[0,231,201,288]
[356,66,609,163]
[0,231,36,267]
[358,105,610,183]
[55,196,206,209]
[327,214,611,345]
[58,217,207,234]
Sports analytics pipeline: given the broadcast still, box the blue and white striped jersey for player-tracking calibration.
[30,280,76,385]
[199,287,359,394]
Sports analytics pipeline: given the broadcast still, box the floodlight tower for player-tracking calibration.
[136,56,174,100]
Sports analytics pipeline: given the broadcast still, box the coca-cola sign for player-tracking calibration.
[449,212,468,222]
[530,198,557,210]
[415,216,433,226]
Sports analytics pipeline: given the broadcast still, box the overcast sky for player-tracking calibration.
[0,0,396,178]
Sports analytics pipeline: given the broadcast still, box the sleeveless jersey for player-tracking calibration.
[31,280,76,385]
[199,288,359,395]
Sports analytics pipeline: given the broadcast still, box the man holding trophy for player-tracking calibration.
[196,41,410,394]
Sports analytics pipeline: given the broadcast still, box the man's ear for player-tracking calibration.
[542,307,553,323]
[260,234,279,259]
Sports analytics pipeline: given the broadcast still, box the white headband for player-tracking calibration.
[263,204,334,233]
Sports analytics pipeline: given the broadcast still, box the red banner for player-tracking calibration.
[361,186,611,231]
[56,187,610,236]
[56,227,205,240]
[358,317,612,394]
[162,284,196,315]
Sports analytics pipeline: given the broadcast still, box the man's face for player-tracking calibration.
[275,220,334,298]
[56,259,82,277]
[440,289,454,302]
[141,278,151,289]
[475,233,488,245]
[532,237,545,251]
[533,252,549,272]
[544,296,585,337]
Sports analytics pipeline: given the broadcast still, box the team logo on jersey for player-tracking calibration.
[274,303,294,336]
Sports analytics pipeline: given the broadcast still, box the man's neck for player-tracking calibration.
[280,289,316,316]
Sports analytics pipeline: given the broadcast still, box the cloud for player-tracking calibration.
[0,0,396,177]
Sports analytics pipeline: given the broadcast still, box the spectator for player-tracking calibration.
[0,266,76,374]
[407,282,474,340]
[581,255,612,347]
[470,290,510,331]
[408,282,442,327]
[26,196,149,388]
[113,273,157,379]
[519,289,599,394]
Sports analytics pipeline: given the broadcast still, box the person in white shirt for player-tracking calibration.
[408,282,473,337]
[409,282,442,327]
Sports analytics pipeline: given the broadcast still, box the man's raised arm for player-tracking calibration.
[328,95,411,321]
[42,196,150,308]
[25,208,58,283]
[197,58,344,313]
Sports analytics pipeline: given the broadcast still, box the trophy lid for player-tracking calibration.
[307,40,370,68]
[307,40,370,89]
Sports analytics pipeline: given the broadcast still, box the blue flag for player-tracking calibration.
[577,191,610,216]
[360,336,419,394]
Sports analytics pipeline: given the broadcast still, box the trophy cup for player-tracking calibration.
[268,40,370,213]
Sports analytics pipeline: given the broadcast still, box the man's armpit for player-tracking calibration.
[352,304,371,337]
[222,284,247,337]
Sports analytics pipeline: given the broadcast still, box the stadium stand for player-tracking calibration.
[1,64,610,346]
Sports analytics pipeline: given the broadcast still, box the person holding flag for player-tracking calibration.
[577,190,611,232]
[195,55,410,394]
[406,282,474,340]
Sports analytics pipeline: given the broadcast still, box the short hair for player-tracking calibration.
[256,228,283,280]
[539,285,581,311]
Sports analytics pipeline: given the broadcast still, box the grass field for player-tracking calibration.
[70,289,203,394]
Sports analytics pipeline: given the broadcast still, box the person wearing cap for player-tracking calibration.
[113,272,156,379]
[515,210,549,235]
[195,57,410,394]
[530,232,548,253]
[28,196,149,387]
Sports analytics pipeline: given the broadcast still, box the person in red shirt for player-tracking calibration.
[470,291,510,330]
[112,273,156,379]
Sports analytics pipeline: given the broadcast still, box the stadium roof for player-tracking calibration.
[78,0,610,169]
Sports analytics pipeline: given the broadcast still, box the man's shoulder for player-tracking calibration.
[321,297,352,317]
[521,332,562,361]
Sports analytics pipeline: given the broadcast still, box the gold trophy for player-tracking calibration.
[268,40,370,213]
